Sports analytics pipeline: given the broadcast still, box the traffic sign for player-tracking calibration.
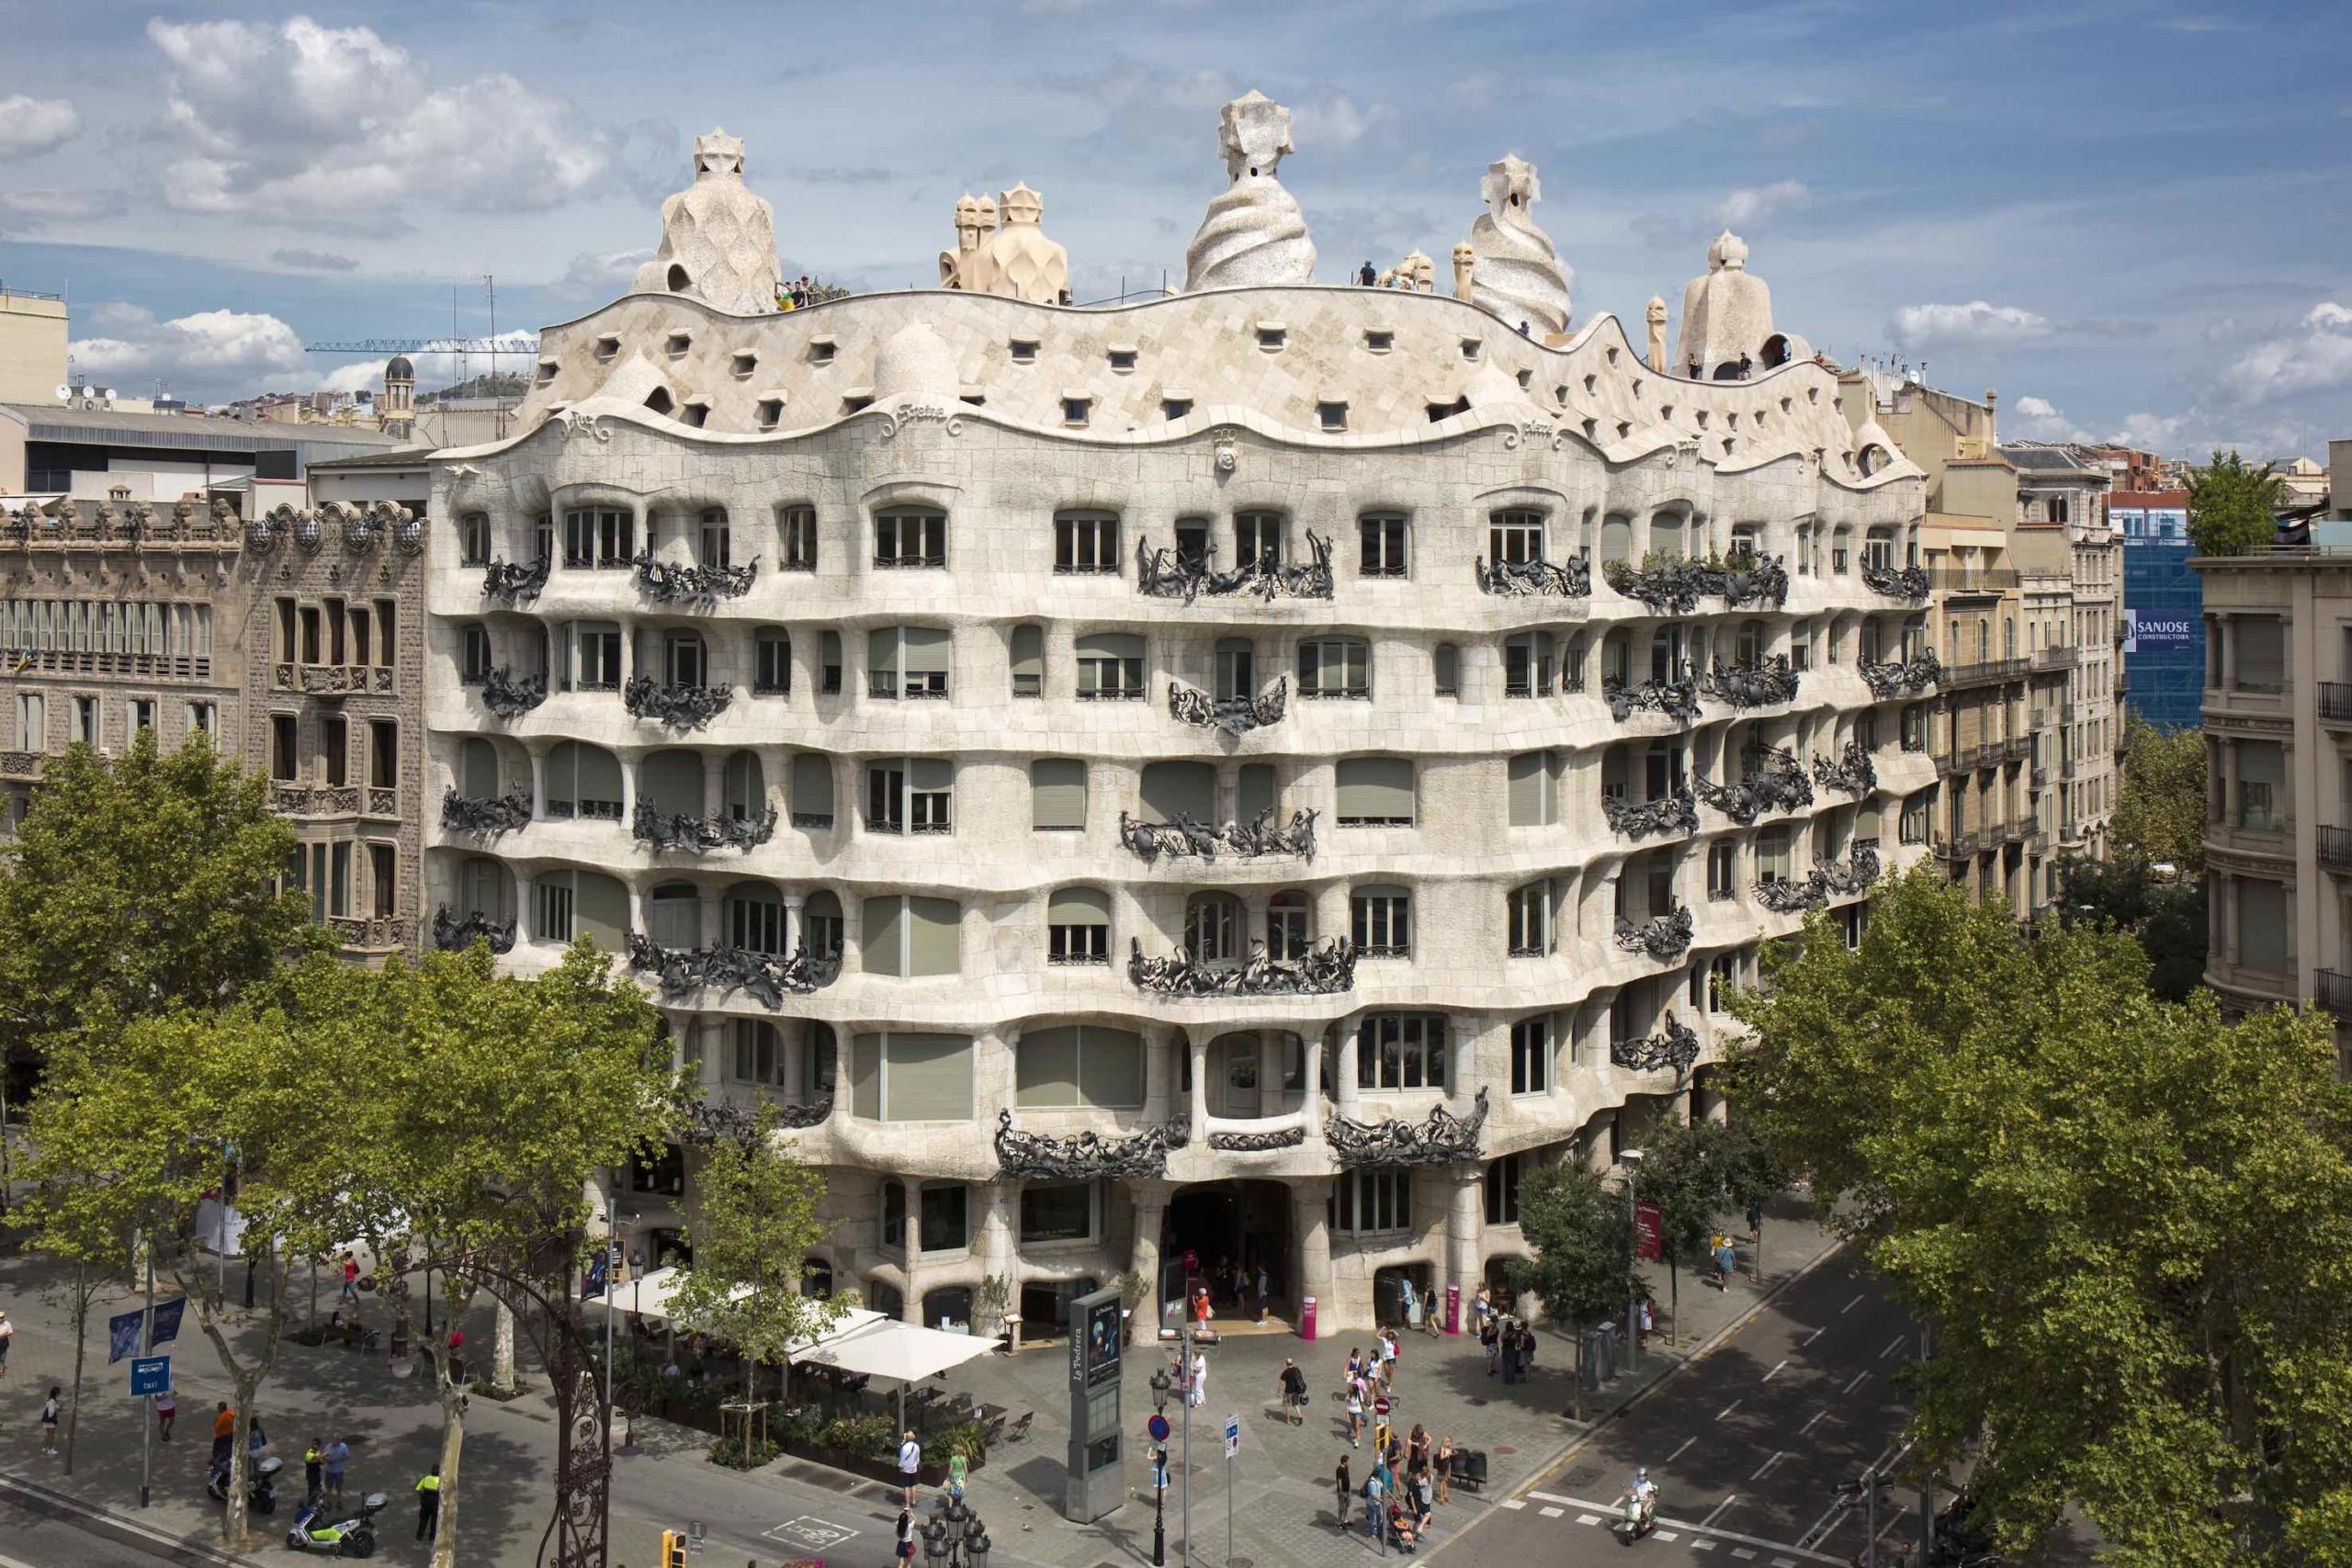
[1147,1413,1170,1443]
[1373,1395,1390,1416]
[130,1356,169,1397]
[1223,1414,1240,1460]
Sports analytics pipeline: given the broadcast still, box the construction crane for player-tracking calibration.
[302,274,532,387]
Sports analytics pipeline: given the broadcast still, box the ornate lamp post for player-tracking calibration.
[1148,1368,1172,1567]
[923,1495,990,1568]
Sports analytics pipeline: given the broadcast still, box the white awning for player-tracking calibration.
[793,1316,1001,1387]
[600,1269,895,1359]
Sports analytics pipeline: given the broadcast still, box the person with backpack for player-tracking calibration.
[1276,1358,1306,1425]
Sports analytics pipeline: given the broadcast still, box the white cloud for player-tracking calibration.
[319,361,388,396]
[1717,179,1810,229]
[1292,96,1393,151]
[2008,394,2082,441]
[0,187,129,231]
[550,248,656,305]
[1888,300,2054,349]
[269,247,358,272]
[144,17,616,223]
[0,96,81,158]
[2222,299,2352,401]
[69,303,312,400]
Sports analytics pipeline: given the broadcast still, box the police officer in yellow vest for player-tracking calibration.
[415,1464,441,1543]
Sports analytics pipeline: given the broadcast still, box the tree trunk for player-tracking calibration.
[223,1368,258,1548]
[176,1245,289,1551]
[493,1297,515,1392]
[429,1368,469,1568]
[1668,1260,1679,1350]
[63,1264,89,1473]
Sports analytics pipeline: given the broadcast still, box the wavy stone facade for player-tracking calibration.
[425,254,1929,1332]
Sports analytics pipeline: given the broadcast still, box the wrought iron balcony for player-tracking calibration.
[1475,554,1589,597]
[1812,739,1877,796]
[482,556,550,601]
[1135,532,1333,603]
[632,800,778,852]
[1610,1013,1702,1075]
[1860,559,1931,600]
[2318,682,2352,724]
[1859,650,1943,699]
[0,751,42,779]
[1118,807,1318,863]
[1935,829,1981,859]
[1942,655,2031,690]
[433,905,515,954]
[2317,969,2352,1018]
[1127,935,1356,997]
[686,1097,834,1145]
[2319,826,2352,873]
[1694,750,1814,825]
[1601,786,1699,840]
[480,667,547,718]
[1603,671,1702,724]
[1702,655,1802,710]
[1613,906,1694,964]
[2030,645,2080,671]
[442,785,532,835]
[1325,1088,1489,1169]
[994,1109,1191,1180]
[1756,847,1883,913]
[1602,550,1788,614]
[625,933,841,1009]
[623,674,732,729]
[631,549,758,603]
[1170,676,1287,735]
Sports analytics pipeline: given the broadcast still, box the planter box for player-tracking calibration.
[778,1440,978,1487]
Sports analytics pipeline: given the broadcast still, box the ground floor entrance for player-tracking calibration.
[1160,1179,1295,1328]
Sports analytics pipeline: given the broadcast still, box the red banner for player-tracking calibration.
[1635,1201,1665,1262]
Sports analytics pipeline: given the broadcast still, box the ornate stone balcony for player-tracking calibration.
[480,668,548,718]
[1127,935,1356,998]
[1136,532,1333,603]
[272,784,396,818]
[1601,786,1700,840]
[1602,550,1789,614]
[1206,1124,1308,1153]
[631,550,758,603]
[1325,1088,1489,1168]
[1693,750,1814,825]
[1613,906,1694,963]
[625,933,841,1008]
[274,662,395,695]
[1861,559,1931,600]
[1474,554,1589,597]
[0,751,42,779]
[1755,846,1883,913]
[433,905,516,954]
[994,1110,1191,1180]
[623,674,732,728]
[1858,650,1943,700]
[1701,655,1801,710]
[1169,676,1287,735]
[1603,671,1702,724]
[482,557,550,601]
[1812,739,1877,796]
[1118,807,1318,863]
[327,915,412,951]
[632,800,778,852]
[442,785,533,835]
[1610,1012,1702,1075]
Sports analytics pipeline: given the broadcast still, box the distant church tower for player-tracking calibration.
[382,355,415,440]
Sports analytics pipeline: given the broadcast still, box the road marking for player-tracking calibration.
[764,1517,859,1552]
[1692,1541,1718,1552]
[1576,1513,1600,1526]
[1842,1371,1871,1394]
[1668,1436,1699,1463]
[1749,1450,1788,1482]
[1499,1498,1526,1510]
[1840,1292,1864,1314]
[1538,1506,1563,1517]
[1762,1359,1790,1382]
[1521,1495,1851,1563]
[1800,1409,1828,1436]
[1803,1325,1827,1346]
[1774,1559,1800,1567]
[1528,1491,1575,1506]
[1656,1530,1679,1542]
[1702,1495,1741,1527]
[1717,1398,1744,1421]
[1733,1551,1758,1561]
[1880,1334,1907,1360]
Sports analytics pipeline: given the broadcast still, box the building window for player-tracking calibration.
[1160,398,1193,420]
[865,758,953,835]
[1031,759,1087,831]
[1351,885,1411,957]
[860,896,962,976]
[1317,401,1349,432]
[15,694,45,755]
[753,627,792,694]
[1055,511,1120,574]
[2236,740,2284,831]
[1214,637,1256,702]
[874,509,947,569]
[1018,1179,1103,1245]
[1433,643,1460,697]
[368,842,396,919]
[851,1032,975,1121]
[1075,632,1147,699]
[457,623,492,684]
[2233,618,2285,693]
[1489,510,1544,565]
[1332,1169,1412,1235]
[545,741,624,822]
[458,512,491,566]
[1901,791,1930,845]
[1046,886,1111,964]
[1509,1016,1550,1095]
[1708,840,1736,898]
[184,700,213,739]
[791,753,835,829]
[867,626,952,700]
[560,621,624,692]
[1011,624,1044,698]
[1061,398,1091,425]
[730,1019,789,1087]
[1508,880,1552,955]
[1235,512,1283,570]
[1485,1154,1525,1225]
[779,505,818,570]
[1335,756,1415,827]
[1356,1012,1446,1090]
[1360,513,1408,577]
[130,698,156,734]
[1901,705,1928,753]
[1758,828,1792,886]
[1016,1025,1143,1109]
[70,694,98,746]
[1504,630,1555,697]
[1508,750,1559,827]
[1298,636,1371,700]
[562,507,633,568]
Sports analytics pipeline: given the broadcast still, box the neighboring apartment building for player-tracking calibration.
[0,288,69,407]
[0,398,405,502]
[419,118,1929,1333]
[2194,550,2352,1073]
[2114,490,2202,730]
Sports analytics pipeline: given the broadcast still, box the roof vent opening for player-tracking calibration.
[643,386,676,417]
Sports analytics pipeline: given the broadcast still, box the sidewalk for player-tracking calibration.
[0,1196,1843,1568]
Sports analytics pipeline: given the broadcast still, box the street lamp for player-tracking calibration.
[1622,1148,1645,1371]
[1146,1370,1171,1568]
[923,1496,989,1568]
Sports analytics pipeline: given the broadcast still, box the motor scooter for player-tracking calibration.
[1620,1487,1657,1539]
[285,1491,385,1557]
[207,1453,280,1515]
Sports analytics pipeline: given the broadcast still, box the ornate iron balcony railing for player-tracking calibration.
[1702,655,1802,710]
[1602,550,1790,614]
[480,667,547,718]
[1135,531,1333,603]
[623,674,731,729]
[1858,650,1943,699]
[685,1097,833,1145]
[1860,559,1931,600]
[632,800,778,852]
[1325,1087,1489,1169]
[1127,935,1356,998]
[1812,739,1877,796]
[994,1109,1191,1180]
[1118,807,1318,864]
[1693,750,1814,825]
[1756,846,1883,913]
[1207,1124,1307,1152]
[1610,1012,1702,1075]
[432,905,515,954]
[442,785,532,835]
[631,549,759,603]
[1613,906,1694,964]
[482,557,550,600]
[1475,554,1590,597]
[1601,786,1700,840]
[625,933,840,1009]
[1170,676,1287,735]
[1603,671,1702,724]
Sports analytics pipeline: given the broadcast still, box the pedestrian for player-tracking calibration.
[1415,1466,1435,1529]
[1255,1264,1270,1325]
[1357,261,1376,287]
[1187,1346,1208,1409]
[414,1464,441,1543]
[1407,1422,1428,1472]
[1480,1314,1499,1376]
[1714,1235,1737,1290]
[1434,1437,1454,1504]
[1377,1328,1398,1389]
[322,1435,350,1511]
[1334,1454,1352,1528]
[1470,1286,1492,1336]
[304,1439,323,1504]
[1362,1468,1385,1540]
[1344,1346,1365,1384]
[1278,1358,1306,1425]
[1519,320,1532,337]
[154,1385,176,1442]
[1517,1321,1537,1372]
[1344,1378,1363,1447]
[209,1401,236,1468]
[895,1507,917,1562]
[898,1429,922,1507]
[339,1252,359,1305]
[40,1386,60,1456]
[1637,1296,1655,1353]
[0,1310,13,1379]
[248,1415,267,1461]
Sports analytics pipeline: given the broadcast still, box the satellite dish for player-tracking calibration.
[100,387,116,400]
[53,384,71,401]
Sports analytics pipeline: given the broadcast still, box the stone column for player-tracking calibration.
[1313,884,1350,951]
[783,894,805,960]
[1446,1167,1484,1323]
[698,887,724,946]
[1188,1032,1210,1143]
[1292,1178,1334,1334]
[617,752,638,823]
[1334,1020,1361,1115]
[898,1178,925,1324]
[527,747,548,822]
[2219,615,2235,689]
[1216,763,1240,827]
[514,873,537,938]
[1131,1179,1171,1333]
[1300,1028,1325,1135]
[978,1181,1017,1340]
[703,750,726,819]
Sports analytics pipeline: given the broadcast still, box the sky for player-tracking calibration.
[2,0,2347,458]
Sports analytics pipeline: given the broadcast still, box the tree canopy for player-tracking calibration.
[2109,712,2208,873]
[1726,869,2352,1567]
[1509,1158,1639,1331]
[2185,449,2285,558]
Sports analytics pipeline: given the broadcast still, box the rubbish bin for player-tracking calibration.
[1580,1320,1617,1389]
[1299,1294,1317,1341]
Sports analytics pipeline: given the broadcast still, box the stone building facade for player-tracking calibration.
[422,112,1930,1334]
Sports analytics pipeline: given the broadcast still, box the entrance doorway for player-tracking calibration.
[1160,1179,1294,1328]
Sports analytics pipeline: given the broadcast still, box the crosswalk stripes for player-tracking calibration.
[1538,1506,1563,1517]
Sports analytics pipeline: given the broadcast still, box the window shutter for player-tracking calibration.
[1237,763,1275,822]
[862,897,906,976]
[1011,624,1044,686]
[579,746,622,806]
[1600,514,1633,564]
[1075,631,1143,660]
[1507,750,1545,826]
[851,1032,882,1119]
[906,897,961,976]
[909,757,954,794]
[649,890,699,949]
[1433,643,1459,692]
[883,1032,973,1121]
[1079,1027,1146,1108]
[460,739,499,800]
[1856,803,1883,840]
[1047,885,1110,925]
[903,625,952,675]
[1337,757,1414,822]
[1140,761,1215,822]
[868,627,901,684]
[1031,759,1087,829]
[574,873,630,950]
[1016,1025,1081,1108]
[792,752,834,817]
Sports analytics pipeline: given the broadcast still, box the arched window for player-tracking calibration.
[457,856,509,920]
[1650,509,1686,560]
[639,749,702,817]
[1141,761,1215,823]
[1598,513,1634,566]
[457,738,501,800]
[545,742,622,821]
[647,881,699,948]
[791,752,835,828]
[804,891,843,958]
[722,750,764,819]
[1267,889,1309,958]
[1046,886,1111,964]
[727,880,788,954]
[533,869,629,948]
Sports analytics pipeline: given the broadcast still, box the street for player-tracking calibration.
[1445,1258,1928,1568]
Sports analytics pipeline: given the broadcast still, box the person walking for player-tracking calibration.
[1277,1358,1306,1425]
[339,1253,359,1305]
[247,1415,268,1462]
[1255,1265,1270,1325]
[1480,1314,1499,1376]
[897,1430,922,1508]
[1362,1468,1385,1541]
[0,1311,13,1379]
[894,1508,917,1562]
[1334,1454,1353,1529]
[414,1465,441,1543]
[39,1387,61,1456]
[1714,1235,1737,1290]
[1343,1376,1364,1447]
[1434,1437,1454,1504]
[209,1402,236,1469]
[304,1439,323,1505]
[154,1385,176,1442]
[1187,1347,1208,1410]
[322,1436,350,1512]
[1414,1465,1435,1530]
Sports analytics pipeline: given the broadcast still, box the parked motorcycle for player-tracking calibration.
[208,1454,280,1515]
[285,1491,385,1558]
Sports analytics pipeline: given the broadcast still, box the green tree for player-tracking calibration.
[19,1168,129,1474]
[0,729,318,1072]
[666,1101,845,1462]
[1627,1116,1734,1345]
[2185,449,2285,558]
[2109,713,2208,873]
[1725,869,2352,1567]
[1507,1158,1639,1419]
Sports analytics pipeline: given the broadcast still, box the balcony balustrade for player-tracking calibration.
[1601,785,1699,840]
[1325,1088,1490,1169]
[1610,1013,1702,1075]
[1860,559,1931,600]
[273,783,398,818]
[1169,677,1287,735]
[688,1098,834,1144]
[623,674,732,729]
[1602,551,1789,614]
[2030,645,2081,671]
[1613,905,1694,964]
[1936,829,1982,860]
[480,668,548,718]
[1603,671,1702,724]
[433,905,516,954]
[2319,826,2352,873]
[1136,532,1333,603]
[482,557,550,601]
[1118,807,1318,864]
[2317,969,2352,1018]
[442,785,533,836]
[1858,650,1942,699]
[626,933,841,1008]
[631,549,758,603]
[994,1111,1191,1180]
[1127,935,1357,998]
[1475,554,1589,597]
[1812,739,1876,796]
[327,915,412,951]
[1940,655,2030,690]
[2322,683,2352,725]
[1702,655,1802,711]
[1755,846,1883,913]
[632,800,778,853]
[1693,750,1813,825]
[275,662,393,695]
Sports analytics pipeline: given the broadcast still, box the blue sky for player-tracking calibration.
[3,0,2347,457]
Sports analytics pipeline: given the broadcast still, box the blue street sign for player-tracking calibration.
[1223,1414,1240,1461]
[130,1356,169,1397]
[1147,1413,1170,1443]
